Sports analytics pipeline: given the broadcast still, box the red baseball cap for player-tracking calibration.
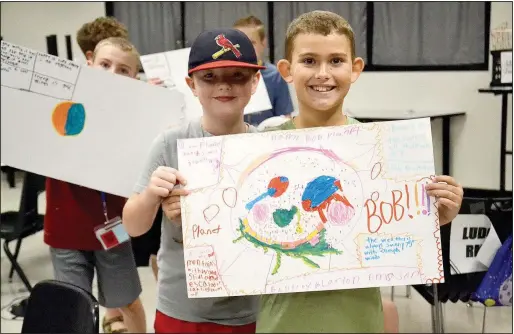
[187,28,266,75]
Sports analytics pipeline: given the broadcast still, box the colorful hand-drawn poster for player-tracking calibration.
[177,118,444,298]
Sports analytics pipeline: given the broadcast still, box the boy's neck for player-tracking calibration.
[294,104,348,129]
[201,114,247,136]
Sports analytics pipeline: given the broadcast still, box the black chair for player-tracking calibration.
[1,165,18,188]
[412,196,513,333]
[21,280,99,333]
[1,171,46,292]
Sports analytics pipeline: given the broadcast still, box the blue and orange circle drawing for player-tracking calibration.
[52,101,86,136]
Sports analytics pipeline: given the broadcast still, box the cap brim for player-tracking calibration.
[188,60,266,75]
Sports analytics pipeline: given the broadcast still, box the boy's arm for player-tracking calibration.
[123,133,167,237]
[272,73,294,117]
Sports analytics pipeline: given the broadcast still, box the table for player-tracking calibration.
[346,109,466,176]
[478,87,513,191]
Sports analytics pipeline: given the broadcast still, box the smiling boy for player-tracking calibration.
[123,28,265,333]
[256,10,464,333]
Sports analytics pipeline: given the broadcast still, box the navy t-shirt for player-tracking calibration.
[244,62,294,126]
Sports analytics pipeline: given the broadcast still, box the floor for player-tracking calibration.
[1,172,512,333]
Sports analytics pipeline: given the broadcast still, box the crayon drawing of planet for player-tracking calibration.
[52,101,86,136]
[231,147,363,275]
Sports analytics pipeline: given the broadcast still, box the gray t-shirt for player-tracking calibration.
[134,118,259,325]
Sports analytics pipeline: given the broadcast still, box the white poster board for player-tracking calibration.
[501,51,512,84]
[177,118,444,298]
[140,48,271,119]
[449,214,501,274]
[1,41,186,197]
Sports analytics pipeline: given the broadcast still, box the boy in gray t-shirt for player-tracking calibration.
[123,28,266,333]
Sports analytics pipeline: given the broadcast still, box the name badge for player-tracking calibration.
[94,216,130,250]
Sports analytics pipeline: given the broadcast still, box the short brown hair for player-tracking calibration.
[93,37,141,71]
[285,10,356,61]
[233,15,266,41]
[77,17,129,55]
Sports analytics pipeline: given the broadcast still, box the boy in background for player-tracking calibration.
[77,16,163,282]
[77,17,129,62]
[122,28,265,333]
[256,10,464,333]
[233,16,294,126]
[77,16,163,87]
[44,37,147,334]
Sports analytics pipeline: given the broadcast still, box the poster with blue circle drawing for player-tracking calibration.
[1,40,186,197]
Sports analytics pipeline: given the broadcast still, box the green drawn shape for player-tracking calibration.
[273,206,298,227]
[234,218,341,275]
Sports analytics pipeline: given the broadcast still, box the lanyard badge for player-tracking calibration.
[94,192,130,250]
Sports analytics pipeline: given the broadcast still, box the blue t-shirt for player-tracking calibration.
[244,62,294,126]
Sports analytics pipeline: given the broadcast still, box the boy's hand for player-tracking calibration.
[162,188,190,225]
[426,175,463,226]
[146,166,186,199]
[147,77,164,86]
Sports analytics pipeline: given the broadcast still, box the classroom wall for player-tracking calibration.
[0,2,105,63]
[1,1,512,191]
[354,2,512,191]
[291,1,513,191]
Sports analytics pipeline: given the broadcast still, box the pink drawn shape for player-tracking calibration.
[203,205,220,223]
[222,187,237,208]
[327,201,355,226]
[252,203,269,224]
[309,234,320,246]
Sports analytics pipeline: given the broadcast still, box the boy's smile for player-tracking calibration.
[214,95,236,102]
[310,85,336,92]
[308,84,338,100]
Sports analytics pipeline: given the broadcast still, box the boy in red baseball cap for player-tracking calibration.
[123,28,265,333]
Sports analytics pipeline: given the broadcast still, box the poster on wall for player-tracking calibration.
[141,48,272,119]
[1,41,186,197]
[177,118,444,298]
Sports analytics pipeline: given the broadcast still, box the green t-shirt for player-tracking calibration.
[257,118,384,333]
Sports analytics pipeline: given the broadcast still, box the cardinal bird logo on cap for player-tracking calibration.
[212,34,242,59]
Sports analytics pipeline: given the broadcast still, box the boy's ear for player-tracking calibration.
[277,59,293,83]
[85,50,94,61]
[185,76,197,96]
[351,57,365,83]
[251,71,261,95]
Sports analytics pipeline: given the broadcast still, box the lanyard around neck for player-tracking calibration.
[100,192,109,222]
